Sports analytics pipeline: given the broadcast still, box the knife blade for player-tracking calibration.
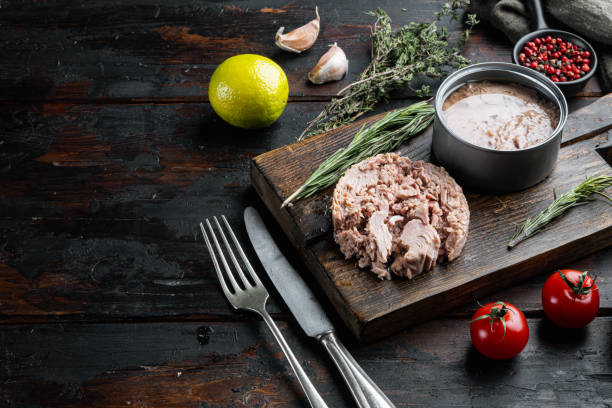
[244,206,395,408]
[244,207,333,337]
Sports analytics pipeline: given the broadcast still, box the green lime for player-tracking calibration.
[209,54,289,129]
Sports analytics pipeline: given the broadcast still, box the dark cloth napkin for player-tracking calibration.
[469,0,612,92]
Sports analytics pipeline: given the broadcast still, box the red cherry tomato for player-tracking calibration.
[470,301,529,360]
[542,269,599,328]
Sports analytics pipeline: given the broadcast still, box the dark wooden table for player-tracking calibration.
[1,1,611,407]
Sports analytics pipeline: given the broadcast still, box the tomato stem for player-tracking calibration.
[471,301,509,340]
[558,270,598,296]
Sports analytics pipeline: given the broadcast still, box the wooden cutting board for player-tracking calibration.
[251,94,612,342]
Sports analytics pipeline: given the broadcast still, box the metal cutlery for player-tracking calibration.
[200,216,329,408]
[244,207,396,408]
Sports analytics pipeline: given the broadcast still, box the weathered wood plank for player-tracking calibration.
[563,93,612,145]
[253,98,612,244]
[2,241,611,323]
[452,243,612,317]
[0,101,329,321]
[0,0,601,103]
[0,98,609,323]
[0,100,403,321]
[1,1,610,406]
[1,318,611,407]
[252,97,612,341]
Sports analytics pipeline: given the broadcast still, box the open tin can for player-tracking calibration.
[432,62,568,192]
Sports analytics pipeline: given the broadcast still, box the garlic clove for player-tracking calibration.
[308,43,349,84]
[275,7,320,53]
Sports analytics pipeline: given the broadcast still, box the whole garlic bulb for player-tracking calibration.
[308,43,348,84]
[275,7,320,53]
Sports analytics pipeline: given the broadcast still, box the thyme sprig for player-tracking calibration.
[298,1,478,140]
[281,102,435,207]
[508,174,612,249]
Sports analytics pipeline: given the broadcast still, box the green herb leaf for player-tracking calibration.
[470,301,509,340]
[299,1,477,140]
[281,102,435,207]
[558,270,598,296]
[508,174,612,248]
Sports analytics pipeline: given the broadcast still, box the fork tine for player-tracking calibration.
[213,216,252,288]
[200,222,234,302]
[205,218,242,295]
[221,215,262,287]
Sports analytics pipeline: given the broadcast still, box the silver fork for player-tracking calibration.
[200,216,329,408]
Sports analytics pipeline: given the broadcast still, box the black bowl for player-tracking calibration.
[512,29,598,97]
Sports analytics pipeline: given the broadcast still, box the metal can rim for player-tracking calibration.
[434,62,568,155]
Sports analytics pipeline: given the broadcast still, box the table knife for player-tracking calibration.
[244,207,396,408]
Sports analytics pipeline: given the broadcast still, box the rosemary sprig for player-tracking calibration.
[298,1,478,140]
[281,102,435,208]
[508,174,612,249]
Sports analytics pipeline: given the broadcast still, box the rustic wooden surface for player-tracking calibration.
[252,96,612,341]
[1,1,611,407]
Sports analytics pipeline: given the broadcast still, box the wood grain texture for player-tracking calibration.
[11,98,598,322]
[563,93,612,145]
[2,1,612,406]
[1,318,611,407]
[252,98,612,342]
[0,0,601,103]
[0,101,330,321]
[0,99,440,322]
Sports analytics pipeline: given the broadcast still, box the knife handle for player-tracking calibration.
[318,332,396,408]
[259,310,329,408]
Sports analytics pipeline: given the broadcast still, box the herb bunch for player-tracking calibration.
[299,1,478,140]
[508,174,612,249]
[282,102,434,207]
